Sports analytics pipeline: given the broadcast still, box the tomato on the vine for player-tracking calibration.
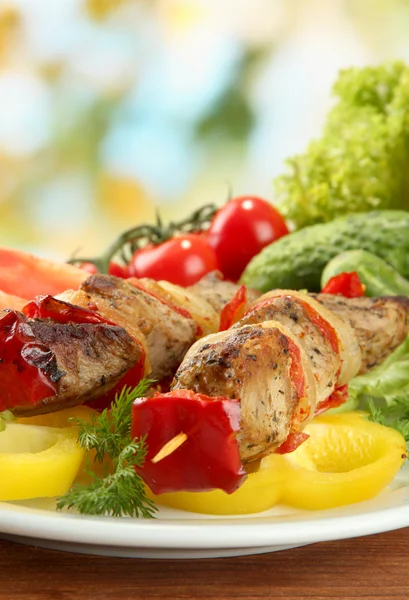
[128,233,219,287]
[207,196,289,282]
[78,262,99,275]
[108,261,129,279]
[77,261,129,279]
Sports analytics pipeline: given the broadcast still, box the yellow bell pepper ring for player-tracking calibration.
[282,412,407,510]
[148,412,407,515]
[16,405,98,428]
[0,423,85,501]
[147,453,288,515]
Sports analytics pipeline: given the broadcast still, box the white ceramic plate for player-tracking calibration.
[1,465,409,559]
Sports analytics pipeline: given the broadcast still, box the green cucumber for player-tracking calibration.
[241,210,409,292]
[321,250,409,297]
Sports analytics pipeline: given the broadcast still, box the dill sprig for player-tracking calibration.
[57,378,157,518]
[367,397,409,445]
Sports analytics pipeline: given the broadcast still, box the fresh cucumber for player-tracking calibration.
[241,210,409,292]
[321,250,409,297]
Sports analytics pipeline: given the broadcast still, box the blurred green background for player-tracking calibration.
[1,0,409,259]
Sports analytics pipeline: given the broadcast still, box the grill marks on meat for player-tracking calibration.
[311,294,409,373]
[12,318,140,416]
[79,275,197,380]
[172,325,301,462]
[235,295,341,406]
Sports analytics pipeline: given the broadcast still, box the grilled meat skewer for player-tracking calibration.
[1,273,237,416]
[172,289,409,464]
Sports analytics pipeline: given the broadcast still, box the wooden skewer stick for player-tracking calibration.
[151,432,188,464]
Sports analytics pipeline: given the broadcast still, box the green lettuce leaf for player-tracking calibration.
[346,336,409,441]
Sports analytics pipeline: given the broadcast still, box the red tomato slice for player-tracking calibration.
[0,247,87,299]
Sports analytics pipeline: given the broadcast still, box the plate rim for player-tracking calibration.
[1,492,409,552]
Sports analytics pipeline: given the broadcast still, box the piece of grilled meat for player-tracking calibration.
[188,271,260,312]
[234,294,341,409]
[1,313,141,416]
[311,293,409,373]
[172,321,316,463]
[59,275,198,381]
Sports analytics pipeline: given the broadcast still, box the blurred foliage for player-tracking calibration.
[0,0,408,257]
[196,48,267,141]
[53,98,117,172]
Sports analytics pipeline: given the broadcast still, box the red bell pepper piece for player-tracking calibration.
[132,389,246,494]
[322,272,365,298]
[219,285,247,331]
[275,431,310,454]
[85,356,146,412]
[314,384,349,416]
[24,295,146,412]
[23,295,115,325]
[0,311,58,412]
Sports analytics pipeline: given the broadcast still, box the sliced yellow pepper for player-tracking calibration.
[149,412,407,515]
[149,454,288,515]
[0,423,84,501]
[16,405,98,428]
[282,412,407,510]
[17,406,114,486]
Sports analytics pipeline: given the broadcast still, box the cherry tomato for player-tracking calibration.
[128,234,219,287]
[108,261,129,279]
[78,262,99,275]
[207,196,289,282]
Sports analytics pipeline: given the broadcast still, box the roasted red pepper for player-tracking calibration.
[0,311,58,412]
[24,295,146,412]
[275,431,310,454]
[322,272,365,298]
[85,357,146,412]
[315,384,349,416]
[219,285,247,331]
[132,389,246,494]
[23,295,114,325]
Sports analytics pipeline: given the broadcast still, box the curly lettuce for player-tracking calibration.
[345,336,409,442]
[275,61,409,229]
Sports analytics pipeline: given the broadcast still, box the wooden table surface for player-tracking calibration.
[0,527,408,599]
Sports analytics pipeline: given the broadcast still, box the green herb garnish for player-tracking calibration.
[57,379,157,518]
[367,397,409,445]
